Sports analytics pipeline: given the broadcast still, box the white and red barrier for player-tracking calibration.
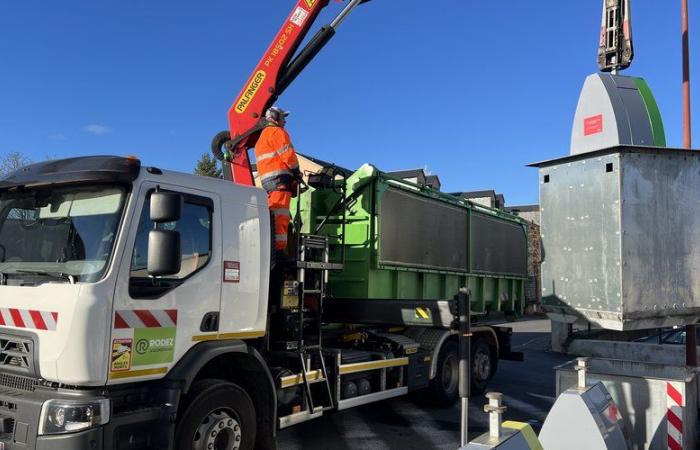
[114,309,178,329]
[667,381,684,450]
[0,308,58,331]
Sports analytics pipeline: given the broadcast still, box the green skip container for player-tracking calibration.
[295,164,528,317]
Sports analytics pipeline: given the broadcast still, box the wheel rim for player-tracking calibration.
[193,409,242,450]
[442,353,459,393]
[473,348,491,382]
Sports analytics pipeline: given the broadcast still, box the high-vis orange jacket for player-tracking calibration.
[254,126,300,193]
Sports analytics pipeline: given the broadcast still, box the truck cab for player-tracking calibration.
[0,156,274,449]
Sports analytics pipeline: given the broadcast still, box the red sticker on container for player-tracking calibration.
[584,114,603,136]
[223,261,240,283]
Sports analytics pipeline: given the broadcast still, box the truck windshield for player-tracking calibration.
[0,185,126,284]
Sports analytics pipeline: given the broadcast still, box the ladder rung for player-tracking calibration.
[279,407,324,429]
[301,234,326,240]
[303,242,327,250]
[303,345,322,351]
[303,289,322,294]
[280,370,325,388]
[300,235,328,249]
[296,261,344,270]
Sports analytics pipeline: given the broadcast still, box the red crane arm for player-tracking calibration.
[213,0,368,186]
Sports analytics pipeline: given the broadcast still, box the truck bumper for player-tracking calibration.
[0,378,107,450]
[35,428,103,450]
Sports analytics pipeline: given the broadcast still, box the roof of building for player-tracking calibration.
[450,190,497,199]
[505,205,540,213]
[425,174,441,186]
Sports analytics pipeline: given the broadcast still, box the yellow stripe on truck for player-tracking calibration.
[192,331,266,342]
[109,367,168,380]
[339,357,408,375]
[280,370,324,388]
[503,421,544,450]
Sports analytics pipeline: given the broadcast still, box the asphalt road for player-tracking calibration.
[278,318,571,449]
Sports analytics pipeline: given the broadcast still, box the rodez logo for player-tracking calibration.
[136,339,149,354]
[305,0,316,8]
[136,337,174,354]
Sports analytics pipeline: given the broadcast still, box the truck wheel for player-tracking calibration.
[176,380,257,450]
[429,340,459,407]
[470,337,494,395]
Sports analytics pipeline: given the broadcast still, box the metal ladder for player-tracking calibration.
[294,234,343,412]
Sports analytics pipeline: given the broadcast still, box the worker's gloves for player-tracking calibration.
[290,171,306,197]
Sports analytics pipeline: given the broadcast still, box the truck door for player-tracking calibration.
[109,182,222,382]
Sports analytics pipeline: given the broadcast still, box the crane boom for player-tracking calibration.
[598,0,634,72]
[213,0,368,186]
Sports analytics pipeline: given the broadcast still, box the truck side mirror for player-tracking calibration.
[147,230,181,277]
[150,192,182,223]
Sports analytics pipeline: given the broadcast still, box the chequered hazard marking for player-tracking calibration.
[0,308,58,331]
[114,310,177,329]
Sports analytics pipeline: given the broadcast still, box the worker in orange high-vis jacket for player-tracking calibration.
[255,106,301,255]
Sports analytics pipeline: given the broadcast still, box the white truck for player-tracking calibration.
[0,156,525,449]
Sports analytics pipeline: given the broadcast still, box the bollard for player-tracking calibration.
[483,392,507,440]
[461,391,545,449]
[575,357,589,389]
[458,288,472,447]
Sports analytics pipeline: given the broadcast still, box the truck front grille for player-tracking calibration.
[0,335,33,374]
[0,374,36,393]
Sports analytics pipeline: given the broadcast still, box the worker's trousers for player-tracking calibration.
[268,190,292,252]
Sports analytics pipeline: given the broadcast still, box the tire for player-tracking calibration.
[470,337,495,396]
[429,340,459,407]
[211,131,232,161]
[175,380,257,450]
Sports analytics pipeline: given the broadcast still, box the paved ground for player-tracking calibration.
[278,318,571,449]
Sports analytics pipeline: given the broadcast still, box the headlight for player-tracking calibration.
[38,398,110,435]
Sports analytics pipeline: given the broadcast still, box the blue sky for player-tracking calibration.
[1,1,697,205]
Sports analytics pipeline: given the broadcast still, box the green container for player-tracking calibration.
[294,165,528,316]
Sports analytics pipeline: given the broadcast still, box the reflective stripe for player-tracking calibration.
[275,234,288,241]
[260,168,294,181]
[257,144,292,163]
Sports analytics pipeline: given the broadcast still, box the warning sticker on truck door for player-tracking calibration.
[111,339,133,372]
